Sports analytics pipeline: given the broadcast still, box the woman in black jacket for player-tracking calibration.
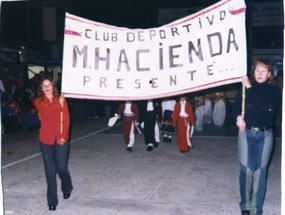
[232,60,280,215]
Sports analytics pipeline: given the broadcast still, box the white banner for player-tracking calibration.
[62,0,247,101]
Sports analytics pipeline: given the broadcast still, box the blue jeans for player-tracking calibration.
[238,129,273,215]
[40,139,73,206]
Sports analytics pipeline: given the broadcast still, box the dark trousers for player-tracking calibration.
[144,111,156,145]
[40,139,73,206]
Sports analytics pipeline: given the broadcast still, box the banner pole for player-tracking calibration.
[61,103,63,134]
[241,84,246,119]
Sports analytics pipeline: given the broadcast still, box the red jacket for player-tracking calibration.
[117,103,139,122]
[34,96,70,145]
[172,101,195,126]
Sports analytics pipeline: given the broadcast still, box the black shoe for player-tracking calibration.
[180,151,185,153]
[241,210,250,215]
[63,193,71,199]
[49,205,56,211]
[126,147,132,152]
[146,146,153,151]
[154,142,159,148]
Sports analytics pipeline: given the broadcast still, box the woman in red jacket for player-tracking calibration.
[35,76,73,211]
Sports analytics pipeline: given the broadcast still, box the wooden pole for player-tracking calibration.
[241,84,246,119]
[61,103,63,134]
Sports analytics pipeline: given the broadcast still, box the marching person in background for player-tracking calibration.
[213,91,226,126]
[117,101,140,152]
[35,76,73,211]
[194,94,205,132]
[203,93,213,124]
[232,60,280,215]
[140,99,162,151]
[172,95,195,153]
[161,97,176,142]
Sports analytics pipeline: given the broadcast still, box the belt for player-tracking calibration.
[246,126,272,132]
[123,113,135,117]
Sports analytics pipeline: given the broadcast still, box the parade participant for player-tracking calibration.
[172,95,195,153]
[213,91,226,126]
[232,60,280,215]
[140,100,162,151]
[35,76,73,211]
[161,97,176,142]
[203,93,213,124]
[117,101,140,152]
[194,95,205,132]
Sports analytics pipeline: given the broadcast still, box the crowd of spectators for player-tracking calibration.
[1,70,56,134]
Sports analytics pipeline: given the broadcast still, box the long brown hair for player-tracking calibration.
[249,60,276,86]
[37,76,59,103]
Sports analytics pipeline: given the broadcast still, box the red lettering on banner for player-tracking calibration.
[229,8,246,15]
[65,30,82,36]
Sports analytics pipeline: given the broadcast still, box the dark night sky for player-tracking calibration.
[65,0,282,28]
[65,0,220,28]
[0,0,283,49]
[62,0,285,50]
[1,0,220,44]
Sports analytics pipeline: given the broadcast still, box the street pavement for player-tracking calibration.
[1,115,281,215]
